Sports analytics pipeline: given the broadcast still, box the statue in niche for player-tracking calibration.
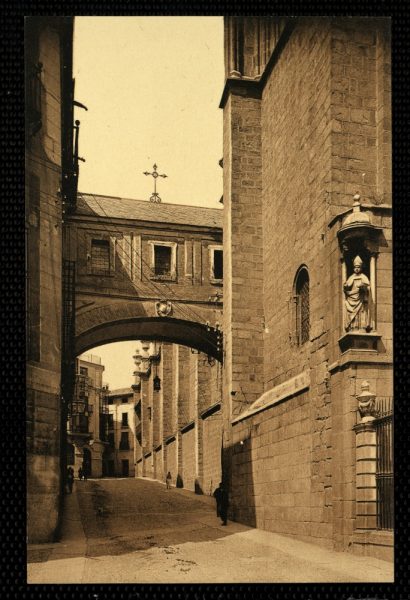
[343,255,372,332]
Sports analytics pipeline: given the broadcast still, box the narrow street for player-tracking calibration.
[27,477,393,584]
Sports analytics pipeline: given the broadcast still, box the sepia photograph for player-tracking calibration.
[25,16,393,585]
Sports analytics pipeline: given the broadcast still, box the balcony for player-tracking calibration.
[68,414,90,436]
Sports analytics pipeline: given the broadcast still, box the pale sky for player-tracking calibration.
[74,17,224,389]
[73,16,224,206]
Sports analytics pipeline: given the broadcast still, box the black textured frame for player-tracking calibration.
[5,5,409,600]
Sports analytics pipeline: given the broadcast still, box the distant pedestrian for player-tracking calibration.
[78,466,83,481]
[66,467,74,494]
[83,465,88,481]
[166,471,172,489]
[213,482,229,526]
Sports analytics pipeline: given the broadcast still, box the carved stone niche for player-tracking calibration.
[337,195,382,353]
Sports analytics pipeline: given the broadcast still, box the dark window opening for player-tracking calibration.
[120,431,129,450]
[107,414,114,429]
[295,268,310,345]
[121,396,128,404]
[108,432,115,447]
[108,397,113,405]
[80,366,88,376]
[121,459,129,476]
[121,412,128,427]
[213,250,223,280]
[154,245,171,276]
[91,239,110,275]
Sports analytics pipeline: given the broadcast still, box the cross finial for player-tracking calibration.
[143,163,168,203]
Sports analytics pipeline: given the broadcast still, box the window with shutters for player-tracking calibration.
[294,267,310,345]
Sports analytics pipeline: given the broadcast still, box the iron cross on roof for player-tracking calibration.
[143,163,168,203]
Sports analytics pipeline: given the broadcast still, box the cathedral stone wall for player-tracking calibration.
[222,16,392,557]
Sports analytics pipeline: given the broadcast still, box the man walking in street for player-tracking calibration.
[213,482,229,526]
[66,467,74,494]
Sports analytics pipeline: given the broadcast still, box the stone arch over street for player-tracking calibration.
[75,314,222,361]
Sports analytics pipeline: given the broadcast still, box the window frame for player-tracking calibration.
[209,244,223,284]
[86,233,116,276]
[294,266,310,346]
[148,240,177,282]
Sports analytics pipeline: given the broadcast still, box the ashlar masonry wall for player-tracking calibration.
[223,17,392,555]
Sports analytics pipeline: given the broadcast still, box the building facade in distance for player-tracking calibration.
[105,387,136,477]
[67,354,109,478]
[133,341,223,495]
[221,17,392,560]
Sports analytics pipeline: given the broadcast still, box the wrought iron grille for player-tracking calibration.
[375,396,393,530]
[295,269,310,345]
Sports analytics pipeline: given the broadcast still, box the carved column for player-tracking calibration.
[353,381,378,530]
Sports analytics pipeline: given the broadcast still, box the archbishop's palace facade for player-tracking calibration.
[26,17,392,561]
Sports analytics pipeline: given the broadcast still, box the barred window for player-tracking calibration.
[91,239,110,275]
[121,412,128,427]
[295,267,310,345]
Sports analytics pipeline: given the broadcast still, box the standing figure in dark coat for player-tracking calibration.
[213,482,229,526]
[66,467,74,494]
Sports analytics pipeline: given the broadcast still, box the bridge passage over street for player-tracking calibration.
[64,193,223,360]
[27,478,393,584]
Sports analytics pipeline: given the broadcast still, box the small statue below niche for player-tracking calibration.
[343,255,372,332]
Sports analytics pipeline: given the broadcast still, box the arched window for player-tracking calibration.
[295,267,310,345]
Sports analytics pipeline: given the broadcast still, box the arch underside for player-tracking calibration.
[75,316,222,362]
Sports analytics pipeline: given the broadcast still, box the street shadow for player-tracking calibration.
[223,434,257,528]
[27,479,246,563]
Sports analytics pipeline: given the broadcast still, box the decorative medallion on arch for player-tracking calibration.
[155,300,173,317]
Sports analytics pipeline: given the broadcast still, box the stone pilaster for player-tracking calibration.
[354,381,378,530]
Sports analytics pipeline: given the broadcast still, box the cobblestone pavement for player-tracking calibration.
[27,477,394,584]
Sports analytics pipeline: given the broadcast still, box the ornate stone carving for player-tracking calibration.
[343,255,372,332]
[155,300,172,317]
[357,380,376,421]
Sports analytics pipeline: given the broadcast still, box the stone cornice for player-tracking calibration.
[66,213,222,235]
[180,420,195,434]
[232,370,310,425]
[219,18,297,109]
[200,402,221,420]
[328,351,393,373]
[328,203,392,230]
